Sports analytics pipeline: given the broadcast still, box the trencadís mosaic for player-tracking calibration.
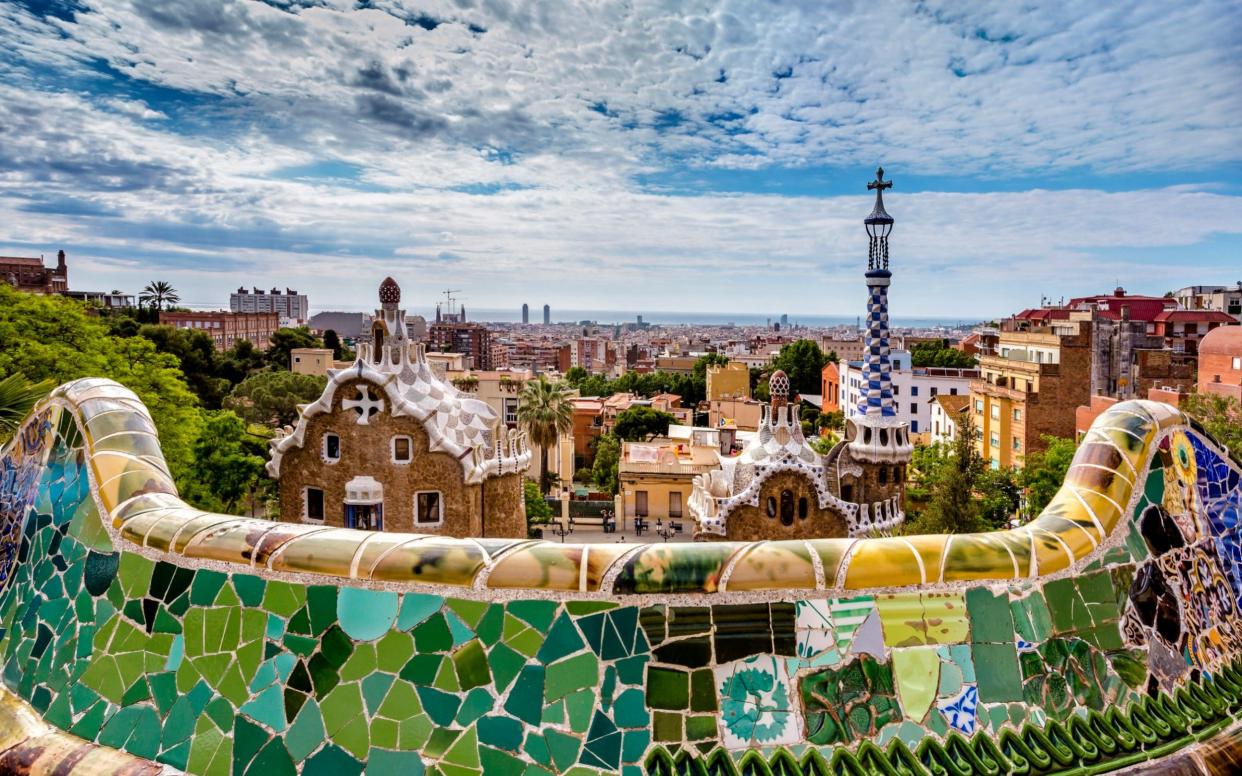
[3,378,1242,774]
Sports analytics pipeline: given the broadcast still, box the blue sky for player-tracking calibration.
[1,0,1240,317]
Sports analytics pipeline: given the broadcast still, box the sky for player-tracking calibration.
[1,0,1240,319]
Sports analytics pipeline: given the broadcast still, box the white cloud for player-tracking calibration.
[0,0,1239,318]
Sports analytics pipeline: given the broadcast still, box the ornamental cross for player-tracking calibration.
[343,385,384,425]
[867,167,892,193]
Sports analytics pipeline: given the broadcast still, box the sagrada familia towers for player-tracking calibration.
[690,168,912,540]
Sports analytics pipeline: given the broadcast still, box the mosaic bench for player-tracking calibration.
[2,378,1242,775]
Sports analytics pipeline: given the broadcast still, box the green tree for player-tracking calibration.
[524,478,553,535]
[612,406,675,442]
[910,340,976,369]
[978,466,1022,528]
[137,323,230,409]
[323,329,344,360]
[563,366,589,387]
[517,375,574,494]
[1182,392,1242,465]
[0,372,54,444]
[139,280,180,311]
[225,371,328,428]
[265,327,323,371]
[592,433,621,494]
[179,410,266,513]
[0,287,203,481]
[1020,435,1077,518]
[219,339,266,385]
[907,412,987,534]
[770,339,829,396]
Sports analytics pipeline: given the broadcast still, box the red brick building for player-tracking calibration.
[0,250,67,294]
[1150,310,1237,355]
[159,310,280,351]
[1198,325,1242,401]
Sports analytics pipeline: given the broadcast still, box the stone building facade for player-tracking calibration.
[0,250,67,294]
[268,278,530,537]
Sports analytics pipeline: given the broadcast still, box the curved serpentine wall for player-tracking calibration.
[3,378,1242,775]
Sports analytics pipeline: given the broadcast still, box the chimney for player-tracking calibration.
[56,249,66,272]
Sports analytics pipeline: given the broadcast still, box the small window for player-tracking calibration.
[911,386,918,396]
[990,431,1000,448]
[1013,436,1022,451]
[949,388,957,395]
[1013,408,1022,422]
[323,433,341,462]
[415,491,444,526]
[504,398,519,425]
[910,403,917,414]
[798,497,808,519]
[878,467,888,485]
[990,405,1000,420]
[911,419,919,433]
[304,487,324,522]
[669,491,683,518]
[779,490,795,526]
[392,435,412,463]
[894,385,900,396]
[766,496,777,518]
[1233,357,1241,370]
[975,399,983,413]
[930,387,938,396]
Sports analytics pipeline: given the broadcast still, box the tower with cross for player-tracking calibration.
[859,167,897,418]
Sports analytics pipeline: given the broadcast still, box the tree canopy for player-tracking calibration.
[517,375,575,493]
[591,434,621,495]
[612,406,675,442]
[904,412,1019,533]
[770,339,829,396]
[225,371,328,428]
[1182,392,1242,465]
[266,327,323,371]
[179,410,266,513]
[1020,436,1076,518]
[910,340,977,369]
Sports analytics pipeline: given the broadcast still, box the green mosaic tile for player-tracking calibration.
[286,700,326,762]
[653,711,682,742]
[261,581,305,618]
[966,586,1014,643]
[302,744,363,776]
[565,689,595,733]
[545,729,581,772]
[508,600,557,633]
[566,601,618,616]
[546,652,598,702]
[536,612,585,664]
[974,642,1023,703]
[455,686,495,725]
[646,666,689,710]
[375,630,415,673]
[306,586,338,635]
[453,639,491,690]
[612,687,648,728]
[414,612,454,653]
[416,685,462,726]
[337,587,399,641]
[686,715,717,742]
[396,593,442,631]
[478,714,524,751]
[232,575,266,608]
[690,669,717,712]
[504,664,545,725]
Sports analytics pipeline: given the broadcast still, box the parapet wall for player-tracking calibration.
[3,378,1242,774]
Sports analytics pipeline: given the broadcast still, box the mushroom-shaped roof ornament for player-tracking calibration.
[378,276,401,308]
[769,369,790,409]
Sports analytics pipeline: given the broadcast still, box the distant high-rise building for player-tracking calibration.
[637,314,643,326]
[780,313,789,327]
[543,304,551,325]
[231,286,309,325]
[522,303,529,324]
[429,302,492,370]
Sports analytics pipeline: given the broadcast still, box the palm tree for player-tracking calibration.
[139,281,180,311]
[516,375,574,495]
[0,373,54,445]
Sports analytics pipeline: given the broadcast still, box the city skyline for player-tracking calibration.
[1,1,1240,316]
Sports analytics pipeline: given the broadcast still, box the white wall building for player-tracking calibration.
[840,350,978,436]
[231,286,310,325]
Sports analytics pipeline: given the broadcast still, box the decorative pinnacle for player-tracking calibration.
[867,166,892,193]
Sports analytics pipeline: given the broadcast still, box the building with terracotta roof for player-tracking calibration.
[1150,309,1237,355]
[0,250,67,294]
[929,394,971,444]
[159,310,280,351]
[1198,325,1242,401]
[1172,283,1242,321]
[267,278,531,536]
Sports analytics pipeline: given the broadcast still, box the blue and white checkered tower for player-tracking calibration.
[859,168,895,418]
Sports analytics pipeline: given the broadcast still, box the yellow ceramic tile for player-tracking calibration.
[876,592,925,646]
[111,492,185,526]
[582,544,635,592]
[1037,493,1103,547]
[940,533,1023,582]
[180,518,284,565]
[267,528,364,577]
[1027,525,1074,575]
[141,510,213,552]
[725,541,817,591]
[90,431,165,462]
[842,538,925,590]
[117,506,185,546]
[353,533,431,577]
[367,538,486,587]
[96,468,178,514]
[487,544,583,590]
[84,410,159,442]
[806,539,855,587]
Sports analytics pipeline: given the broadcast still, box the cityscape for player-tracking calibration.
[1,2,1241,775]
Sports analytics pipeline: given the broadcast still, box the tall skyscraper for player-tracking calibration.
[522,303,529,324]
[542,304,550,325]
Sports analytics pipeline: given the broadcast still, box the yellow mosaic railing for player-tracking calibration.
[61,377,1191,596]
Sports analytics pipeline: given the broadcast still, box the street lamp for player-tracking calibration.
[864,167,894,271]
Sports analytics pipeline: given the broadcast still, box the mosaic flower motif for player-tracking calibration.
[714,655,799,747]
[937,684,978,735]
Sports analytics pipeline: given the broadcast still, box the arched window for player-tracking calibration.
[879,428,889,446]
[373,325,384,363]
[766,496,777,518]
[878,466,888,485]
[780,490,795,526]
[798,497,808,520]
